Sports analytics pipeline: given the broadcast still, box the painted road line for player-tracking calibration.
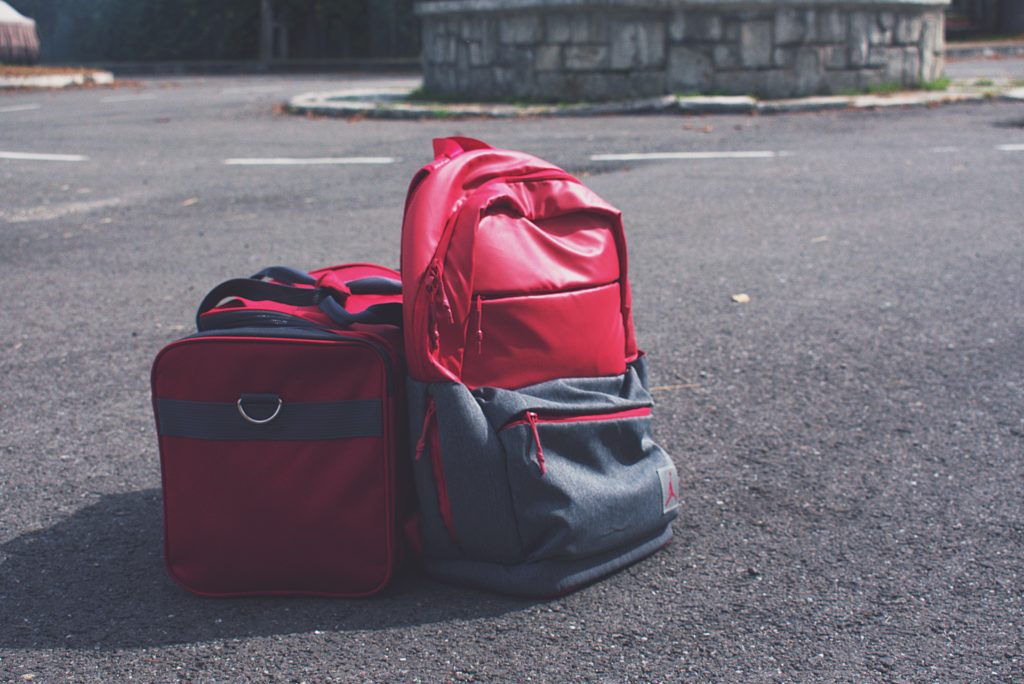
[996,144,1024,152]
[223,157,396,166]
[100,94,157,103]
[0,104,40,114]
[590,150,780,161]
[0,151,87,162]
[220,85,284,95]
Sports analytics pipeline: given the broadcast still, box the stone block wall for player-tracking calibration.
[417,0,948,101]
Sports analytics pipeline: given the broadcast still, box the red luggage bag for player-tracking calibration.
[151,263,409,597]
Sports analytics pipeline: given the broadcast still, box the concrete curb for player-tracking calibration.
[286,85,1018,120]
[946,41,1024,59]
[0,70,115,89]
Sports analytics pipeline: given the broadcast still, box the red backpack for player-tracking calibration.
[400,138,679,596]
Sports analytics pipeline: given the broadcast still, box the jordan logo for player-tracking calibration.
[658,465,680,514]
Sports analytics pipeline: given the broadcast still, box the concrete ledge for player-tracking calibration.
[0,70,114,89]
[286,80,1009,120]
[417,0,950,14]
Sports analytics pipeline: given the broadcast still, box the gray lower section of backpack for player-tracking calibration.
[408,356,679,597]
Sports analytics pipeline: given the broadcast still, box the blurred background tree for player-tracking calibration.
[10,0,418,63]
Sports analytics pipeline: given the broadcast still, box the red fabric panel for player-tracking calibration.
[160,435,390,596]
[401,138,639,384]
[460,283,627,389]
[153,338,386,403]
[472,210,620,296]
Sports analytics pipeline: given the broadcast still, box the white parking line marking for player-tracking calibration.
[220,86,284,95]
[100,94,157,103]
[223,157,396,166]
[0,104,40,114]
[590,150,781,161]
[0,151,87,162]
[997,144,1024,152]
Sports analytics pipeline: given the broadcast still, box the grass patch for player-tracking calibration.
[921,76,951,91]
[974,78,995,87]
[865,81,904,94]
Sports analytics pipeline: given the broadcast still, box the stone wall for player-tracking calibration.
[417,0,949,101]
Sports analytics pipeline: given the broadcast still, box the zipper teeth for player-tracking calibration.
[502,406,651,430]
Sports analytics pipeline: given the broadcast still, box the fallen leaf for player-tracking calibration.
[181,198,199,207]
[811,235,829,243]
[731,293,751,304]
[702,125,714,133]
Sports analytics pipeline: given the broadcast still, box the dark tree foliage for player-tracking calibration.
[10,0,414,62]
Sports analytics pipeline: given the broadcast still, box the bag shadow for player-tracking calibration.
[0,489,533,650]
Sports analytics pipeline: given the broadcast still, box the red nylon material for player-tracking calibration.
[152,328,403,597]
[400,137,638,388]
[199,263,399,325]
[160,435,389,596]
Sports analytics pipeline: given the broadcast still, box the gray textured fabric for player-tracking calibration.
[424,524,674,598]
[407,356,677,595]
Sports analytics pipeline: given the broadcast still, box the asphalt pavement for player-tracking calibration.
[1,63,1023,681]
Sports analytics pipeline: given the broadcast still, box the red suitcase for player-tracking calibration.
[151,263,409,597]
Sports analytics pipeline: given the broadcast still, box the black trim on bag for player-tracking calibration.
[156,398,383,441]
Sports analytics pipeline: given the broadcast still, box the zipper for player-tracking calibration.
[474,296,483,353]
[414,398,458,544]
[525,411,545,474]
[414,400,436,461]
[502,407,653,475]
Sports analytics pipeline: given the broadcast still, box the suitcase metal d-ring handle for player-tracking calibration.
[237,393,283,425]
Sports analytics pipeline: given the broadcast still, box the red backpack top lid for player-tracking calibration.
[400,137,638,389]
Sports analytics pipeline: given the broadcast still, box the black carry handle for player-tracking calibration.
[347,276,402,295]
[252,266,402,296]
[196,277,401,331]
[250,266,318,286]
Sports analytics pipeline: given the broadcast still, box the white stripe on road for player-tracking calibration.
[100,94,157,103]
[997,144,1024,152]
[0,151,87,162]
[590,150,781,161]
[0,104,40,114]
[223,157,396,166]
[220,86,284,95]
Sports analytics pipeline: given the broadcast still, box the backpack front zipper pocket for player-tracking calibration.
[494,401,668,561]
[500,407,653,476]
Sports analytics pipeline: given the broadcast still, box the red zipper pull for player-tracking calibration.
[415,399,437,461]
[526,411,545,475]
[475,295,483,353]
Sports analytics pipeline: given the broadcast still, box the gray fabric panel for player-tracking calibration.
[156,398,382,441]
[431,382,524,564]
[471,358,652,429]
[500,413,674,561]
[423,523,674,598]
[411,357,676,593]
[406,378,461,559]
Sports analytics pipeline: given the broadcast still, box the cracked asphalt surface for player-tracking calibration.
[1,70,1022,681]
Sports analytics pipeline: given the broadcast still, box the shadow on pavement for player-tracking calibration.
[0,489,531,650]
